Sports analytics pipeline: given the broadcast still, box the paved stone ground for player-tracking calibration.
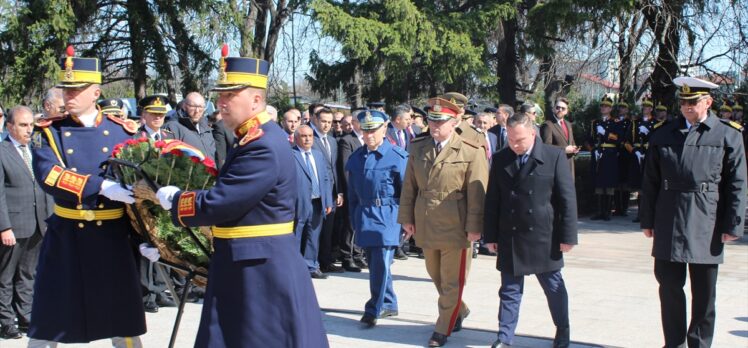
[2,214,747,347]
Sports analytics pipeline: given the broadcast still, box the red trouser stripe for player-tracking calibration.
[446,248,467,335]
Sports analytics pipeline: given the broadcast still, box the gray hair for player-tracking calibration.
[506,112,535,129]
[498,104,514,117]
[6,105,34,125]
[43,88,63,106]
[517,103,536,114]
[393,104,412,120]
[474,112,493,120]
[295,124,313,137]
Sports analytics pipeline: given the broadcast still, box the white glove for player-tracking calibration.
[596,125,606,136]
[139,243,160,263]
[638,125,649,135]
[100,179,135,204]
[635,151,645,163]
[595,150,602,161]
[156,186,181,210]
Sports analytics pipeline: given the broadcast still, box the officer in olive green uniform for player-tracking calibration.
[641,76,747,348]
[398,97,488,347]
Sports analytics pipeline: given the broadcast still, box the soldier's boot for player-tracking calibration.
[602,195,612,221]
[619,190,630,216]
[590,195,605,220]
[632,198,641,223]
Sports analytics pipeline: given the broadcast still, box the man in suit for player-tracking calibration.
[283,109,301,144]
[398,97,488,347]
[336,111,366,272]
[540,97,579,177]
[473,112,498,159]
[0,105,6,139]
[484,112,578,348]
[641,77,746,348]
[386,105,417,151]
[311,106,345,273]
[41,88,65,120]
[293,125,333,279]
[488,104,513,152]
[0,106,53,339]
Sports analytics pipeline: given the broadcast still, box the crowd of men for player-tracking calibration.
[0,44,744,348]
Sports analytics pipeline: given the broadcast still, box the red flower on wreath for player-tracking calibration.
[202,157,216,168]
[125,139,138,146]
[190,156,201,164]
[113,143,125,151]
[154,140,166,149]
[137,137,149,143]
[206,167,218,176]
[170,149,182,156]
[112,149,120,157]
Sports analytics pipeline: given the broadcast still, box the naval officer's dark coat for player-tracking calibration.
[483,138,578,276]
[641,115,746,263]
[168,111,328,348]
[29,114,146,343]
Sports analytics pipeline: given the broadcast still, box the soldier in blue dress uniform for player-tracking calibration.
[28,46,146,347]
[626,96,656,223]
[589,95,623,220]
[155,46,328,348]
[614,98,633,216]
[346,110,408,328]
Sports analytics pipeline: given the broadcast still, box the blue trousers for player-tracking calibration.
[364,246,398,317]
[498,269,569,345]
[295,199,324,272]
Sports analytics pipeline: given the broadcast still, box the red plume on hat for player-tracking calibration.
[218,43,228,82]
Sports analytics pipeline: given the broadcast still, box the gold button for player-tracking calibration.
[66,149,74,155]
[103,130,110,136]
[64,131,71,137]
[76,204,83,210]
[78,222,85,229]
[98,203,105,209]
[102,147,109,153]
[83,210,95,221]
[96,221,103,226]
[71,168,77,172]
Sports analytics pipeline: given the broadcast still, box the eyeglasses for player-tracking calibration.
[186,104,205,109]
[332,120,341,124]
[555,106,567,110]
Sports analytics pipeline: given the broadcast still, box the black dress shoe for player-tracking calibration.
[156,294,176,307]
[310,270,329,279]
[320,264,345,273]
[553,326,570,348]
[452,315,463,332]
[360,314,377,328]
[0,325,22,339]
[144,301,159,313]
[428,332,448,347]
[16,319,29,333]
[342,261,361,272]
[379,309,398,318]
[394,250,408,260]
[491,340,511,348]
[354,259,368,269]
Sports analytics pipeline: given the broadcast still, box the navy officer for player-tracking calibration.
[29,46,146,347]
[155,47,328,348]
[346,110,408,328]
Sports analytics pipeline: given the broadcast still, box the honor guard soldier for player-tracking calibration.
[718,98,733,120]
[346,110,408,328]
[398,97,488,347]
[655,101,669,122]
[614,97,632,216]
[155,45,328,348]
[627,96,657,223]
[641,76,747,348]
[589,95,623,220]
[98,98,126,119]
[28,46,146,347]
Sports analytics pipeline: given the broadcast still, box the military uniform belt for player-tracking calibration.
[662,180,717,192]
[419,190,464,201]
[360,197,399,207]
[633,143,648,148]
[599,143,617,148]
[54,205,125,221]
[211,221,293,239]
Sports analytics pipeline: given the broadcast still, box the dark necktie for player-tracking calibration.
[516,154,528,170]
[154,132,161,141]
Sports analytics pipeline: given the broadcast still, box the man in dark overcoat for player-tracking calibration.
[484,112,578,348]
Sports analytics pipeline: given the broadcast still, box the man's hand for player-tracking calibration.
[722,233,740,243]
[564,145,576,154]
[560,243,574,252]
[1,230,16,246]
[100,179,135,204]
[403,223,416,239]
[467,232,481,242]
[156,186,181,210]
[485,243,497,253]
[325,207,332,215]
[336,194,344,207]
[643,228,654,238]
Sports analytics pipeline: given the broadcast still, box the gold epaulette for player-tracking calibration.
[35,115,68,128]
[653,120,666,129]
[106,115,138,134]
[726,120,744,131]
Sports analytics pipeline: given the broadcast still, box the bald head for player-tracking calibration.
[183,92,206,123]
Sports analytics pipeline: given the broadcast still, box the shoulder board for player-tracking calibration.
[34,115,67,128]
[460,138,480,149]
[721,119,744,131]
[107,115,139,134]
[391,145,408,158]
[162,128,174,134]
[653,120,666,129]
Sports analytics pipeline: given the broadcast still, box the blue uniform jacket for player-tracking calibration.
[29,114,146,343]
[346,140,408,247]
[168,112,328,348]
[292,146,333,222]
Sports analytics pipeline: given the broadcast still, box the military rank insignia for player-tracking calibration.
[56,169,90,203]
[44,165,65,187]
[177,191,197,226]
